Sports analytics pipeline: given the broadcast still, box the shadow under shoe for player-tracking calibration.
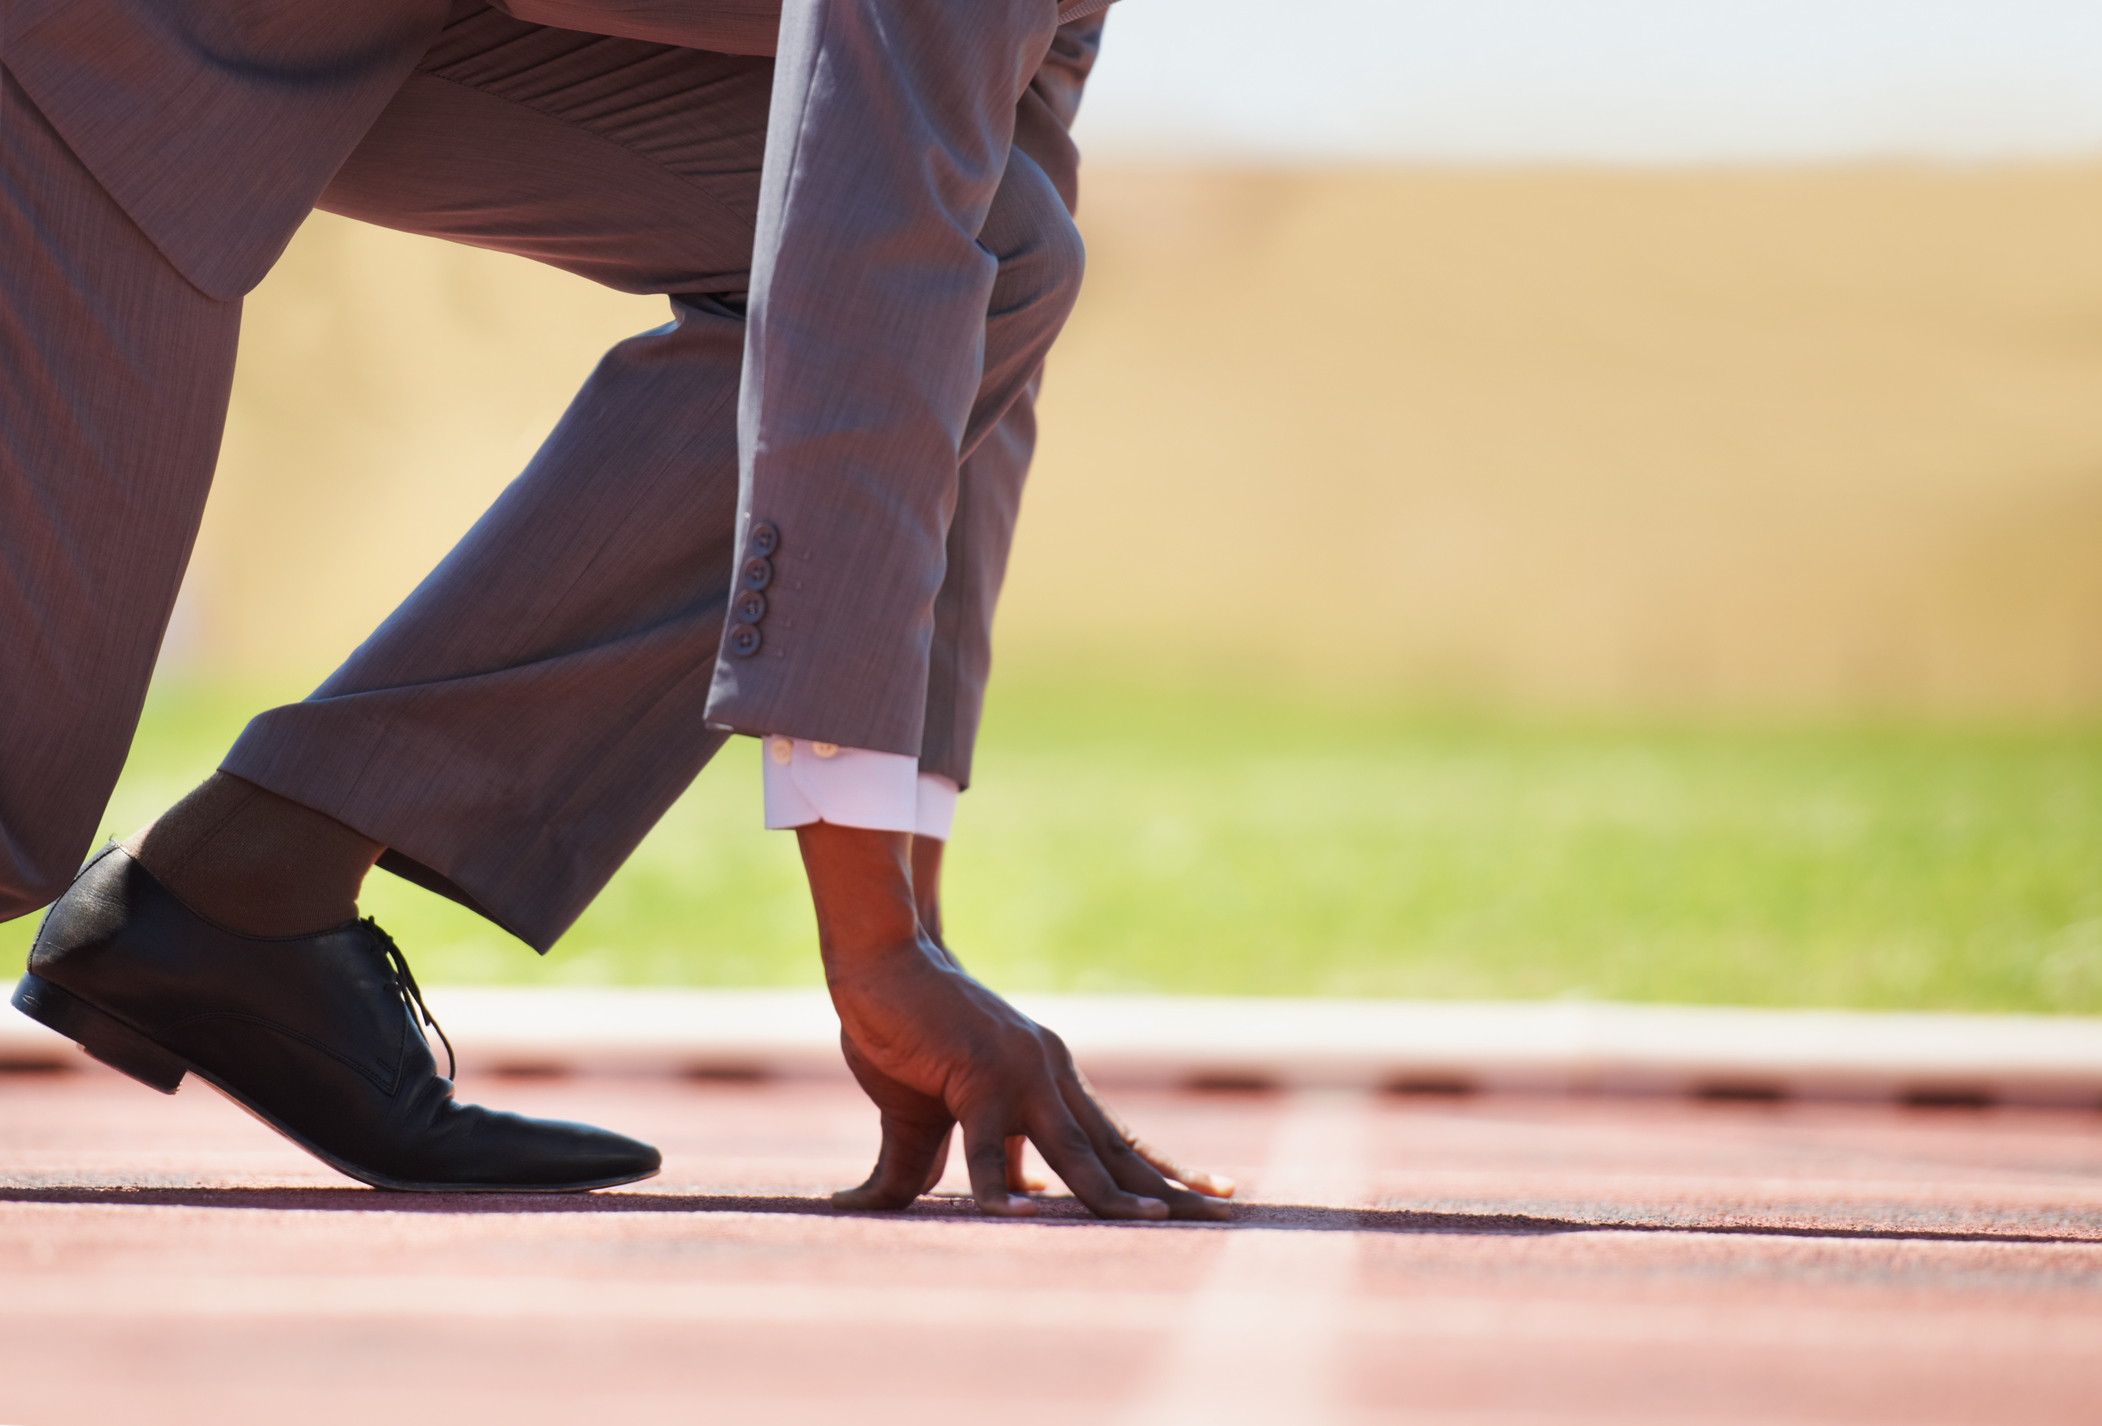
[11,845,660,1192]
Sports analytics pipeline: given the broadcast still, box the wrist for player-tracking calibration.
[820,933,932,993]
[795,820,921,968]
[909,834,945,946]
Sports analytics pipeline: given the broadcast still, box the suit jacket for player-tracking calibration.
[1,0,1110,301]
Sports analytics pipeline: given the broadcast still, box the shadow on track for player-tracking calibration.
[3,1185,2098,1245]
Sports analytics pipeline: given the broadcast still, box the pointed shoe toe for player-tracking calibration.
[402,1096,664,1191]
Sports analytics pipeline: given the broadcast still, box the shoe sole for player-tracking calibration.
[11,972,658,1195]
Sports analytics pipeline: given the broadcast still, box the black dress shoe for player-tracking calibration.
[12,845,660,1192]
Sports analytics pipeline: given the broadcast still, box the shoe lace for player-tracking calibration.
[364,919,456,1081]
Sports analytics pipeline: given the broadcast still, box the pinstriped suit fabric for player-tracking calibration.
[0,2,1101,949]
[0,69,243,914]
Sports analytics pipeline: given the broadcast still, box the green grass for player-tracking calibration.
[6,677,2100,1012]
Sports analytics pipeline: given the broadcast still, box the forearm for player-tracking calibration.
[747,5,1114,892]
[755,735,953,949]
[795,821,920,971]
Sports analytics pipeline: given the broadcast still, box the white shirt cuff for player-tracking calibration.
[760,735,960,840]
[915,771,960,842]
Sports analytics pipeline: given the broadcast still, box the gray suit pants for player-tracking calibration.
[0,3,1093,947]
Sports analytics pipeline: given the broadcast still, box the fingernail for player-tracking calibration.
[1137,1196,1168,1218]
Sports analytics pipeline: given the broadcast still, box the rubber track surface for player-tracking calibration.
[3,1067,2101,1423]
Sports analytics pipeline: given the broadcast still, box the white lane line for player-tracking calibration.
[1122,1088,1374,1426]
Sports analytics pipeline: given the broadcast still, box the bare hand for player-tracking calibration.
[897,832,1234,1202]
[803,823,1228,1221]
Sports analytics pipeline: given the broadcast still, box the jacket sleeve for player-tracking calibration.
[702,0,1069,757]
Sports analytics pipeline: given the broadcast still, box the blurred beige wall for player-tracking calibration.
[181,165,2102,715]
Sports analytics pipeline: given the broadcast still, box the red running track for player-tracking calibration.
[2,1064,2100,1424]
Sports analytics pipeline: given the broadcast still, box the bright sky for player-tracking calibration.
[1072,0,2102,163]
